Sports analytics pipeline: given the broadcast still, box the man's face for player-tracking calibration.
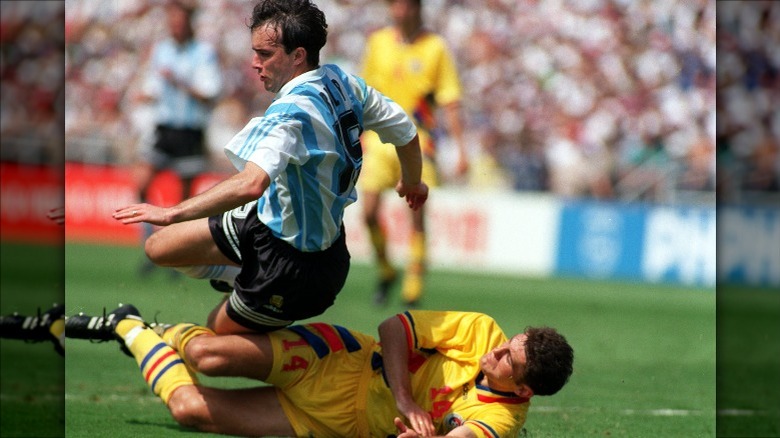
[251,24,300,94]
[388,0,419,27]
[479,334,528,392]
[167,6,190,43]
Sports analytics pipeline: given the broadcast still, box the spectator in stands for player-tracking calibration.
[131,0,223,275]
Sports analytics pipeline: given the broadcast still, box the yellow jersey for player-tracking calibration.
[268,311,529,437]
[361,27,462,155]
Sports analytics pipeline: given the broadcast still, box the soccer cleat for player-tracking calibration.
[373,269,398,306]
[209,279,233,293]
[0,303,63,341]
[0,303,65,355]
[65,304,144,357]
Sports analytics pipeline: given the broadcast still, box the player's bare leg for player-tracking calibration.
[144,218,234,267]
[167,385,295,437]
[178,324,276,378]
[363,190,397,305]
[401,205,426,307]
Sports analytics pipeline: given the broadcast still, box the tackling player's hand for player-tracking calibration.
[395,181,428,211]
[113,203,172,226]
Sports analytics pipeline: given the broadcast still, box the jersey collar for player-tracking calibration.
[276,66,324,99]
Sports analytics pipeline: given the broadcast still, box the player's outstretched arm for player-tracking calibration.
[113,162,269,226]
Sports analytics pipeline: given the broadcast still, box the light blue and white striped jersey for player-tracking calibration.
[224,64,416,252]
[143,38,222,128]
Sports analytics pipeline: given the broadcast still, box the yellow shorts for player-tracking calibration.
[359,130,439,193]
[267,324,378,437]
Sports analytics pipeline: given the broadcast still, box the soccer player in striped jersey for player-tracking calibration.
[359,0,470,307]
[66,304,573,437]
[113,0,428,334]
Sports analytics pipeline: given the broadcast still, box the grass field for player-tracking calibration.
[3,242,724,436]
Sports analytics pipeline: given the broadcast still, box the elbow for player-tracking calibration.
[239,168,269,201]
[378,315,402,340]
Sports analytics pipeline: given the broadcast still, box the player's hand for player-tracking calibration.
[47,207,65,225]
[395,181,428,211]
[396,401,435,437]
[395,416,432,437]
[113,203,171,226]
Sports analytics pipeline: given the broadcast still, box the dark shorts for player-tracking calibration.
[208,202,350,332]
[147,125,207,178]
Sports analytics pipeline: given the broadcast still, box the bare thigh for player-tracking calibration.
[168,385,295,437]
[184,331,275,380]
[144,218,236,267]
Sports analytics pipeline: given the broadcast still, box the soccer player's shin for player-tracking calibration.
[368,223,395,280]
[116,319,197,404]
[402,230,426,304]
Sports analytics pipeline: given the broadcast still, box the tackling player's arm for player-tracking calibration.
[113,162,269,225]
[394,133,428,211]
[378,315,436,437]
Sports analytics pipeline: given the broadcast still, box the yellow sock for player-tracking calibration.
[49,318,65,352]
[402,232,427,303]
[408,231,426,266]
[116,319,197,404]
[369,223,395,279]
[162,323,215,360]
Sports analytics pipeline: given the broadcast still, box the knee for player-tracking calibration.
[184,337,227,377]
[144,232,173,265]
[167,389,210,430]
[143,233,163,263]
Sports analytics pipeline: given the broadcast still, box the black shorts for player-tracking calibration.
[147,125,207,178]
[208,202,350,332]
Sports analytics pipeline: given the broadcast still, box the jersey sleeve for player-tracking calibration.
[432,40,462,107]
[395,311,507,361]
[191,43,222,100]
[222,112,305,180]
[359,81,417,147]
[141,43,164,99]
[359,32,380,85]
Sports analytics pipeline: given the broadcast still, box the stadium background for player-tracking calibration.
[0,0,778,437]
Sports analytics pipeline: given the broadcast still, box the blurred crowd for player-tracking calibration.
[1,0,778,205]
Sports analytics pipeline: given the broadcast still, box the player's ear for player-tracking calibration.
[293,47,307,65]
[514,384,533,399]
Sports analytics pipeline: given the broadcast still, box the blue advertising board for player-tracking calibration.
[555,201,719,287]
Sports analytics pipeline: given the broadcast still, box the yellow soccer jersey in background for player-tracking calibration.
[360,27,463,189]
[268,311,528,437]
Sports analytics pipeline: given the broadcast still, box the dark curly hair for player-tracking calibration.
[248,0,328,67]
[521,327,574,396]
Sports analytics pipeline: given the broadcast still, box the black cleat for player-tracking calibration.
[0,303,63,342]
[210,279,233,293]
[373,272,398,306]
[65,304,144,357]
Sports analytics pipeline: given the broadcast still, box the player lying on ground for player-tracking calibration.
[66,304,573,437]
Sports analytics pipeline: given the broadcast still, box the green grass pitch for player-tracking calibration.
[2,242,727,436]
